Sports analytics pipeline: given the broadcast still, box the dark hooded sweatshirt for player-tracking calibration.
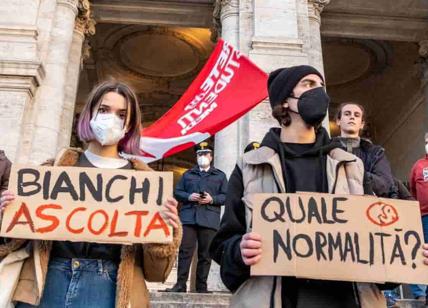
[210,127,359,308]
[333,137,398,199]
[262,127,334,194]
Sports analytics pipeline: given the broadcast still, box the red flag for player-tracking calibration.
[138,39,268,163]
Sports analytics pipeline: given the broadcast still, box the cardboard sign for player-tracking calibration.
[0,165,173,244]
[251,193,428,284]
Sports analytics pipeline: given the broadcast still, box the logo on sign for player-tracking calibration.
[423,167,428,182]
[366,201,399,227]
[177,42,241,135]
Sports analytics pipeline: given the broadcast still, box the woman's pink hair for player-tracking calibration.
[77,80,142,155]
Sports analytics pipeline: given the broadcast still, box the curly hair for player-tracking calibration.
[272,104,292,127]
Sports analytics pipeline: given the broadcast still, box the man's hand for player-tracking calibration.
[188,193,202,202]
[199,192,213,205]
[422,243,428,265]
[240,232,262,266]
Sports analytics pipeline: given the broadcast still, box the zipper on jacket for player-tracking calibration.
[273,174,284,193]
[270,276,277,308]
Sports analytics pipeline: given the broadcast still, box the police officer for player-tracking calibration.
[165,142,228,293]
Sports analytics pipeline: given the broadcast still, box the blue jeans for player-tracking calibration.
[410,215,428,298]
[16,257,117,308]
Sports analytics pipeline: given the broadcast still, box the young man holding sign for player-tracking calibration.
[210,66,427,307]
[0,81,182,308]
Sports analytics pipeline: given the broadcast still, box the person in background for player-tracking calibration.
[164,142,227,293]
[408,132,428,303]
[334,102,398,198]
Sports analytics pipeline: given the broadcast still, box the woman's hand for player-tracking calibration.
[240,232,262,266]
[0,190,15,213]
[161,198,179,230]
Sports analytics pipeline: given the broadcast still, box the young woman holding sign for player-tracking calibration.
[0,80,182,308]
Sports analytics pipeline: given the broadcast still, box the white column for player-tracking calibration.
[242,0,331,141]
[57,1,96,151]
[209,0,240,293]
[37,0,59,62]
[306,0,329,71]
[211,0,331,293]
[307,0,330,131]
[214,0,240,178]
[29,0,78,164]
[56,29,85,151]
[246,0,305,144]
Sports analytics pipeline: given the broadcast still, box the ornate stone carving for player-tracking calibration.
[75,1,96,63]
[211,0,238,42]
[211,0,222,42]
[308,0,331,21]
[419,40,428,58]
[58,0,78,5]
[81,39,92,64]
[58,0,79,13]
[75,0,96,36]
[418,40,428,81]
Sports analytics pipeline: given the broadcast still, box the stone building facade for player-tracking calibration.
[1,0,427,180]
[0,0,427,291]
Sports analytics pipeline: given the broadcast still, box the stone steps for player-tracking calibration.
[396,299,426,308]
[150,292,425,308]
[149,291,231,308]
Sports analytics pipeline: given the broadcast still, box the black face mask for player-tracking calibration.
[290,87,330,126]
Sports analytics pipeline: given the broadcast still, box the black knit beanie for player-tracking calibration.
[267,65,324,109]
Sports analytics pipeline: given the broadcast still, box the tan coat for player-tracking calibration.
[232,146,386,308]
[0,150,11,194]
[0,148,182,308]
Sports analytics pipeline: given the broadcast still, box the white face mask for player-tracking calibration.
[197,156,211,168]
[90,113,126,146]
[425,144,428,154]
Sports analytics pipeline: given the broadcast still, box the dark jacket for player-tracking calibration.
[409,156,428,216]
[394,177,413,201]
[175,165,228,230]
[0,150,11,194]
[210,129,387,308]
[335,137,398,198]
